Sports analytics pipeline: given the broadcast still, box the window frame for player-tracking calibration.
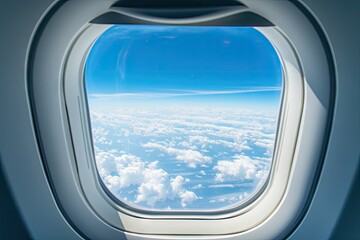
[63,23,302,235]
[81,24,286,215]
[28,0,334,238]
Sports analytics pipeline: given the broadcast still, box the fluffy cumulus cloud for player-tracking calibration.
[96,152,198,207]
[213,155,267,182]
[142,142,212,168]
[179,190,198,207]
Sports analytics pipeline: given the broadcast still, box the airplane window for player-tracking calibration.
[84,25,283,211]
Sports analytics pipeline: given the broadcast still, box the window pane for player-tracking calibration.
[85,25,282,211]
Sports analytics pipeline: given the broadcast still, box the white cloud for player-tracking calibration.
[209,192,250,204]
[96,151,117,177]
[192,184,204,189]
[208,184,235,188]
[253,156,272,162]
[96,152,198,208]
[254,138,275,157]
[189,135,251,152]
[135,169,172,206]
[142,142,212,168]
[179,190,198,207]
[254,138,274,149]
[213,155,263,182]
[148,160,159,169]
[92,127,112,145]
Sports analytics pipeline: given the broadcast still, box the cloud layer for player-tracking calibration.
[91,106,277,210]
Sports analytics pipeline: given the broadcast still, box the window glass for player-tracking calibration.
[85,25,282,211]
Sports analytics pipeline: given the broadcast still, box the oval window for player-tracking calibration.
[84,25,283,211]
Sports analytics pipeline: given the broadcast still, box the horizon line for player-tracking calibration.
[89,87,282,99]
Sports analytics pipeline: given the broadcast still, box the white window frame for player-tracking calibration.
[63,23,301,233]
[29,1,333,239]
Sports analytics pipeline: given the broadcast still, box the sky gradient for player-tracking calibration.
[85,25,283,110]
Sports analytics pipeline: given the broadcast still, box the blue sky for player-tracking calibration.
[85,25,282,211]
[85,25,282,110]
